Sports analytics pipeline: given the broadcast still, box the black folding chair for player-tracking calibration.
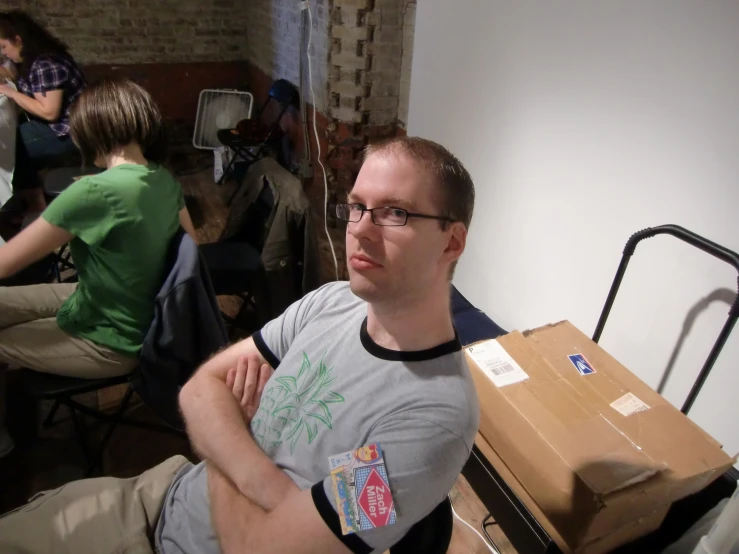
[19,369,181,477]
[18,232,227,476]
[216,79,299,204]
[42,166,105,282]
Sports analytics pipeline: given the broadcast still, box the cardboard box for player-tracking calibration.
[466,321,736,552]
[474,433,670,554]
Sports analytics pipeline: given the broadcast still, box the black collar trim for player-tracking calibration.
[360,317,462,362]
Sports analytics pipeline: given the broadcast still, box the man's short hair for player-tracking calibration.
[364,136,475,231]
[70,78,166,165]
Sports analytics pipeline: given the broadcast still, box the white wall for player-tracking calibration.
[409,1,739,460]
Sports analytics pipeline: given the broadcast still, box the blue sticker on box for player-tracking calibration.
[568,354,596,375]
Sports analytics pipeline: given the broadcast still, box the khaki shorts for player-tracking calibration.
[0,455,189,554]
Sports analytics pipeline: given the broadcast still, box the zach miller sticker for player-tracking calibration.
[328,444,397,535]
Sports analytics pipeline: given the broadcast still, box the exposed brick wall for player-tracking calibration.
[329,0,412,127]
[1,0,416,280]
[238,0,417,281]
[84,62,249,135]
[323,0,415,193]
[0,0,250,64]
[243,0,330,112]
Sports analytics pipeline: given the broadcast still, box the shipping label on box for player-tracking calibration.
[466,340,529,388]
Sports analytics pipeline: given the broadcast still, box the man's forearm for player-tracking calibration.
[180,373,298,510]
[208,463,268,554]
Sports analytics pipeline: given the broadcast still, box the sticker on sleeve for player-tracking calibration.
[568,353,596,375]
[328,444,397,535]
[465,340,529,388]
[610,392,650,416]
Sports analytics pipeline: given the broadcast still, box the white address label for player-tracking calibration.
[466,340,529,388]
[610,392,650,417]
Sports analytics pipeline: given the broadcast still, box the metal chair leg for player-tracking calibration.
[86,385,134,477]
[481,514,503,554]
[218,150,238,185]
[69,406,91,468]
[42,399,61,428]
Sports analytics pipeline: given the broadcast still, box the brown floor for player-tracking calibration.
[0,152,516,554]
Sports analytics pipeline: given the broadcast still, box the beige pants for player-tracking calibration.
[0,284,138,427]
[0,455,189,554]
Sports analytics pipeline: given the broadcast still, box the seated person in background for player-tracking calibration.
[0,10,86,215]
[0,136,478,554]
[0,78,196,458]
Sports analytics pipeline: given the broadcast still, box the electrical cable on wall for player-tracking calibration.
[300,0,339,281]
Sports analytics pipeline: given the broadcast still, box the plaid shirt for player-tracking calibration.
[16,53,86,137]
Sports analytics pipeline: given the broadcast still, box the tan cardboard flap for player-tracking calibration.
[474,433,573,554]
[523,321,736,478]
[490,332,666,495]
[474,433,669,554]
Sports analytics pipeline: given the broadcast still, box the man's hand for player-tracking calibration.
[226,355,273,422]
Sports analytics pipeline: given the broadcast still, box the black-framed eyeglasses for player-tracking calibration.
[335,203,456,227]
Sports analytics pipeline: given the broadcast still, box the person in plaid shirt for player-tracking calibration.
[0,10,86,215]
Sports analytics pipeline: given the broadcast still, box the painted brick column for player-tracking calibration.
[314,0,414,280]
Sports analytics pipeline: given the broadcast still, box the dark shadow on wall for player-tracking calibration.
[656,288,737,395]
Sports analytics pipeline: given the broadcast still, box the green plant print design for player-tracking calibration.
[252,352,345,454]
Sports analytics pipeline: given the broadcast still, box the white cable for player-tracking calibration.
[304,1,339,281]
[449,495,501,554]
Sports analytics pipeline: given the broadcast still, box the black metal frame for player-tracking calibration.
[592,224,739,414]
[28,374,186,476]
[465,224,739,554]
[463,447,563,554]
[50,243,76,283]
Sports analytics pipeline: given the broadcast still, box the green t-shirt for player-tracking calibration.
[42,163,185,356]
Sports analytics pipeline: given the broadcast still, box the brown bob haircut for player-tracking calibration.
[69,78,166,165]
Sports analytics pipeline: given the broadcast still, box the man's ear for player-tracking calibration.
[443,222,467,264]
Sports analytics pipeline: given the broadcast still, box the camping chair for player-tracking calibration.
[216,79,299,204]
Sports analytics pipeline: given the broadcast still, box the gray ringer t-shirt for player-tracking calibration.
[156,281,479,554]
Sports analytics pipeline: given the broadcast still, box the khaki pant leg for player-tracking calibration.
[0,455,189,554]
[0,318,136,378]
[0,284,77,329]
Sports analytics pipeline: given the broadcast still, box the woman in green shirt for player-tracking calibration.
[0,78,196,457]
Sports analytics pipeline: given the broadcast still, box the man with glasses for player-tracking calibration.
[0,137,479,554]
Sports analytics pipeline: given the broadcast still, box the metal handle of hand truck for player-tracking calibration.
[592,224,739,415]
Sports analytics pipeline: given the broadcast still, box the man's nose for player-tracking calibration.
[348,210,378,239]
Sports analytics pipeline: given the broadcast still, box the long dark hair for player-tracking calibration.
[0,11,69,78]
